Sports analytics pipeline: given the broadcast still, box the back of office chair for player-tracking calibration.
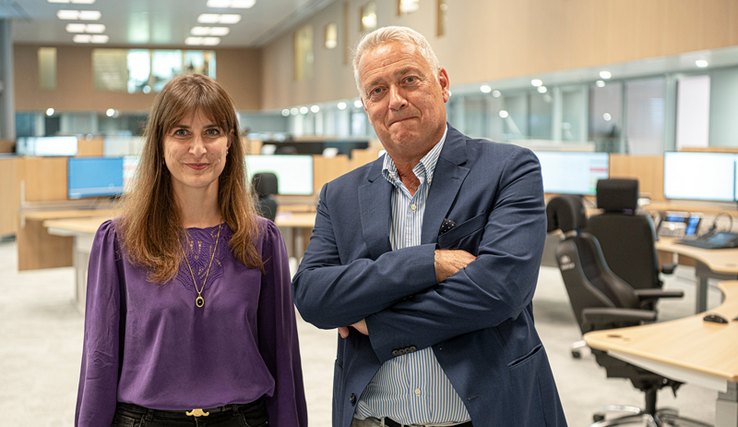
[546,195,642,331]
[252,172,278,222]
[587,179,663,290]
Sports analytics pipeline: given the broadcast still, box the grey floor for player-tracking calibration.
[0,238,723,426]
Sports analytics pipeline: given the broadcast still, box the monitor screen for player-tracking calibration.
[123,155,140,192]
[68,157,125,199]
[663,152,736,202]
[534,151,609,195]
[245,155,314,196]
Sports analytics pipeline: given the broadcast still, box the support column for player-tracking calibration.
[0,19,14,139]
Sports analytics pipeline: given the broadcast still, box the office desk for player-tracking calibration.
[656,237,738,313]
[43,212,317,313]
[18,209,120,271]
[584,281,738,427]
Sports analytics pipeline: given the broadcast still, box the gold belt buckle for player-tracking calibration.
[185,409,210,417]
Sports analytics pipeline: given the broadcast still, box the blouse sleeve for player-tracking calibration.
[75,219,123,427]
[257,220,308,427]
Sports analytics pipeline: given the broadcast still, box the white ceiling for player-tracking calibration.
[3,0,336,48]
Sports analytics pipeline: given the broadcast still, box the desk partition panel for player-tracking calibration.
[663,152,737,202]
[534,151,609,196]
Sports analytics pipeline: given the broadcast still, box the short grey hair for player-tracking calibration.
[352,26,440,96]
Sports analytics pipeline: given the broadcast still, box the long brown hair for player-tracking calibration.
[120,74,263,283]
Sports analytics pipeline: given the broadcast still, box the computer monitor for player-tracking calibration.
[123,155,140,192]
[245,155,314,196]
[663,152,736,202]
[67,157,125,199]
[534,151,609,195]
[17,136,79,156]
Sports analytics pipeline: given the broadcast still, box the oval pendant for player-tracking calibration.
[195,296,204,308]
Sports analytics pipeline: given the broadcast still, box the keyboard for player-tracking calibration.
[677,232,738,250]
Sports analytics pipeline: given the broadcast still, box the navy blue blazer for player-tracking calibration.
[292,125,568,427]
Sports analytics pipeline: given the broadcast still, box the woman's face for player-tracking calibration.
[163,110,231,198]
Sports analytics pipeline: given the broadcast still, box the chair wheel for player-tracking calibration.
[572,350,581,359]
[593,413,605,422]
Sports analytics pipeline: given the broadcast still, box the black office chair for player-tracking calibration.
[587,179,676,298]
[251,172,278,222]
[546,195,709,427]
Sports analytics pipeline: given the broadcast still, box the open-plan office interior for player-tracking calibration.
[2,0,738,426]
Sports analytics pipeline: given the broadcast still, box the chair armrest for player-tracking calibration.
[660,263,677,275]
[581,307,657,333]
[635,289,684,300]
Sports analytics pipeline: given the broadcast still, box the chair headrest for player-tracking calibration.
[596,178,639,212]
[546,195,588,233]
[252,172,278,197]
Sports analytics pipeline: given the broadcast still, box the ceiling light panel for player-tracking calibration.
[65,23,86,33]
[207,0,255,8]
[49,0,97,3]
[58,9,101,20]
[197,13,242,24]
[185,36,222,46]
[191,26,229,36]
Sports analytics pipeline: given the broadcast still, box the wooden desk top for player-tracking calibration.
[584,281,738,382]
[24,209,120,222]
[42,212,317,236]
[44,216,115,235]
[655,237,738,275]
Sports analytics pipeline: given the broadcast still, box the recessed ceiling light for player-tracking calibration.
[596,80,606,87]
[531,79,542,87]
[185,37,204,45]
[599,70,612,79]
[281,109,290,117]
[46,108,55,116]
[208,0,256,7]
[537,86,547,93]
[492,90,501,98]
[57,10,81,19]
[480,84,492,93]
[84,24,106,33]
[695,60,709,68]
[65,23,86,33]
[197,13,241,24]
[354,100,362,108]
[185,36,221,46]
[290,108,298,115]
[191,26,229,36]
[90,35,108,43]
[337,102,347,110]
[49,0,97,3]
[59,9,101,20]
[79,10,101,20]
[299,106,308,114]
[499,110,509,119]
[310,105,320,113]
[72,34,92,43]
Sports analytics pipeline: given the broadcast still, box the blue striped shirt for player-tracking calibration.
[355,126,471,424]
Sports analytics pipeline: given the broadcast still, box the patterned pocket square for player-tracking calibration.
[438,218,457,236]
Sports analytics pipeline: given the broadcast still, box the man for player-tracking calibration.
[292,26,567,427]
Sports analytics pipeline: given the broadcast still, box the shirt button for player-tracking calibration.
[410,204,417,211]
[414,388,421,396]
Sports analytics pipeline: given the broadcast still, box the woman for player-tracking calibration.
[75,74,307,427]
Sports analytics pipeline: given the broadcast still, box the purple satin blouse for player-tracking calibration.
[74,217,307,426]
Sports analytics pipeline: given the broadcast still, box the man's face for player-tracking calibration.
[357,41,450,163]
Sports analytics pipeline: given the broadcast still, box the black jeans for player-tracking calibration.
[111,399,268,427]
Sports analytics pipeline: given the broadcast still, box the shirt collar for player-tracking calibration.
[381,125,448,187]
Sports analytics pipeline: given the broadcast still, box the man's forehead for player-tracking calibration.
[358,42,431,81]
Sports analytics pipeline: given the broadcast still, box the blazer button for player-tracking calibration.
[392,350,400,356]
[409,346,417,352]
[350,393,357,404]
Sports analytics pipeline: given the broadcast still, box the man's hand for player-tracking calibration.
[434,249,476,282]
[338,319,368,338]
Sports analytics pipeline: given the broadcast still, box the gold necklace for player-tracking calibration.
[181,223,222,308]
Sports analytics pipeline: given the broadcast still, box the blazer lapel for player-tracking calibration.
[358,159,393,259]
[422,125,470,244]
